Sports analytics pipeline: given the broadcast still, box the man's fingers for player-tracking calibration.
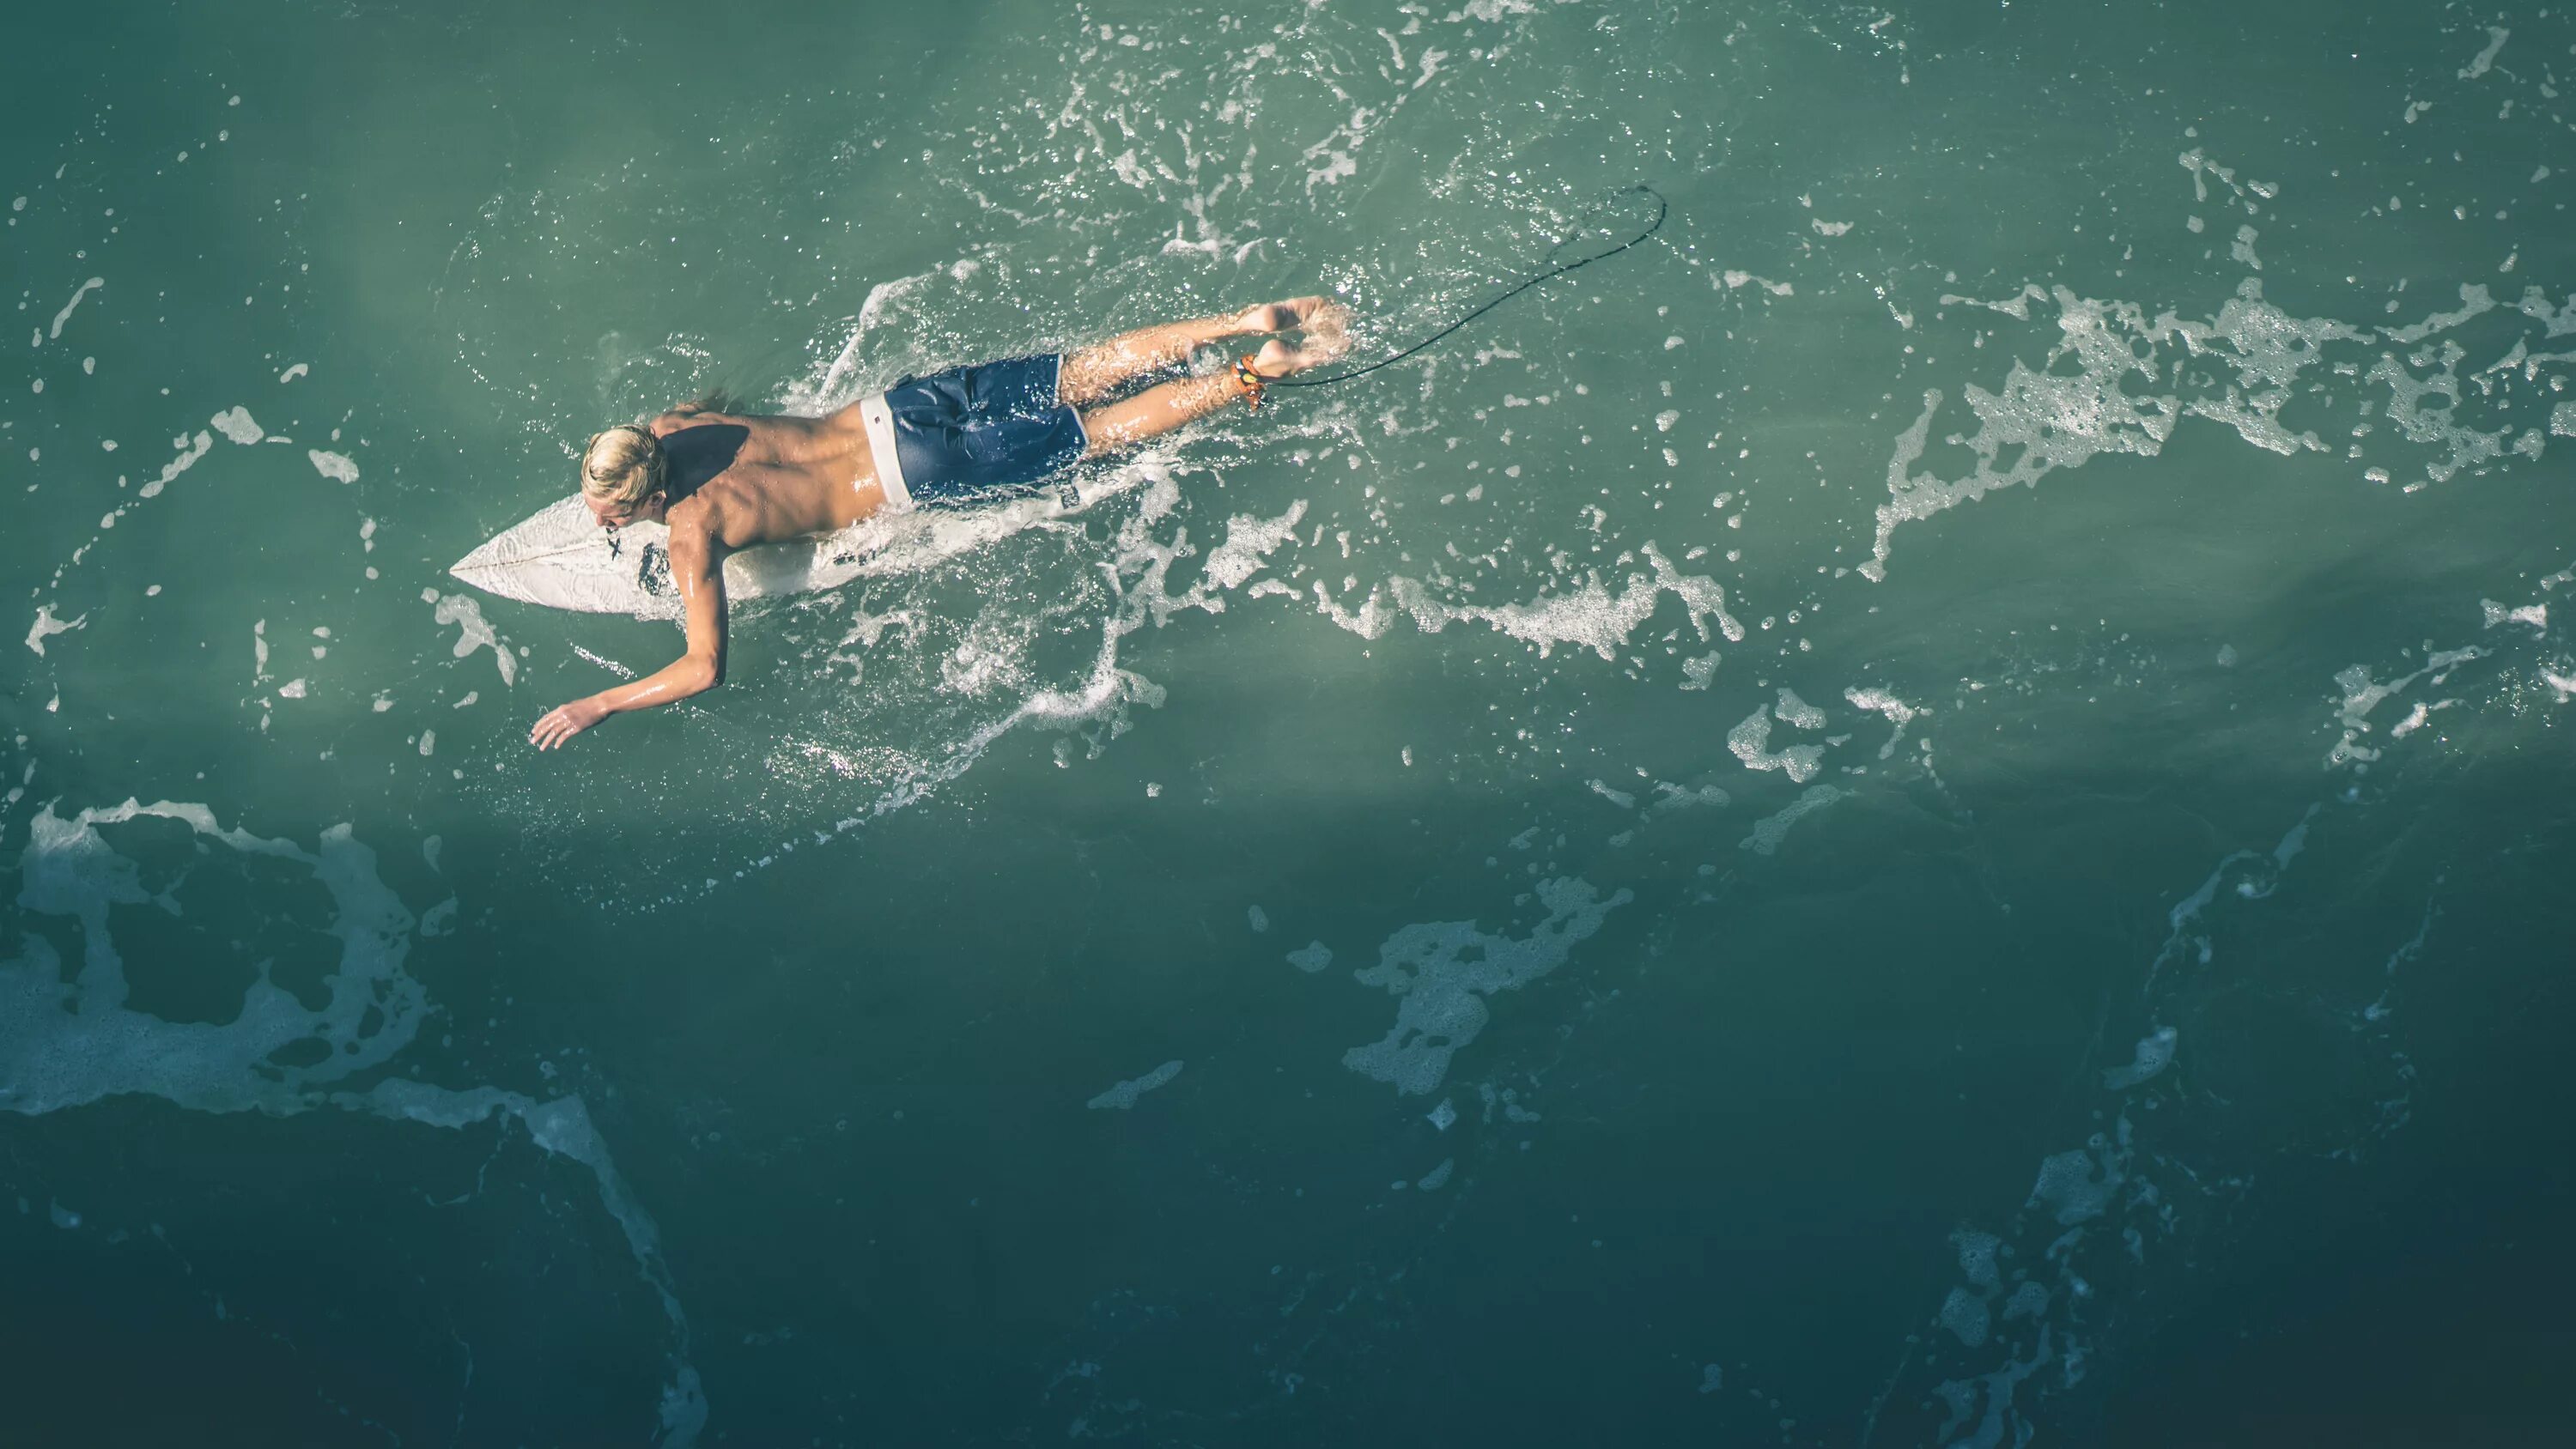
[530,709,576,750]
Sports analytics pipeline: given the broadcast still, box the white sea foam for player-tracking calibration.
[431,592,516,685]
[1740,784,1849,856]
[1342,877,1631,1096]
[210,406,264,445]
[2518,287,2576,337]
[1941,285,2047,320]
[1844,687,1923,757]
[2027,1128,2126,1226]
[1862,276,2551,578]
[2458,25,2509,80]
[2381,283,2495,344]
[2480,598,2548,633]
[1287,941,1334,973]
[2327,647,2487,767]
[1953,1228,2002,1290]
[1941,1288,1992,1348]
[1366,543,1741,660]
[2100,1026,2179,1089]
[1086,1060,1183,1110]
[25,603,86,656]
[137,431,213,499]
[2230,225,2263,272]
[1773,687,1826,729]
[46,277,103,339]
[1720,271,1795,296]
[1649,780,1728,813]
[1727,706,1824,783]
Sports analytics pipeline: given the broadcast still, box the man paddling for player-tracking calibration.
[528,298,1349,749]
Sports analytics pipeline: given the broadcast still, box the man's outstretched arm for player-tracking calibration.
[529,529,729,749]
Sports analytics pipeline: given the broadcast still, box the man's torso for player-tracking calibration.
[651,403,890,550]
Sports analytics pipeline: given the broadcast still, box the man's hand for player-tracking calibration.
[530,696,611,751]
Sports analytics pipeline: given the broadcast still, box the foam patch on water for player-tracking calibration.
[1867,274,2563,577]
[430,591,516,686]
[2100,1026,2179,1089]
[1341,877,1631,1096]
[0,798,706,1442]
[24,604,86,657]
[1844,687,1923,757]
[210,406,264,445]
[1727,705,1824,783]
[2458,25,2510,80]
[1941,1287,1992,1348]
[2480,598,2548,633]
[1739,784,1849,856]
[1772,687,1826,729]
[2027,1123,2130,1226]
[138,430,214,500]
[1087,1060,1183,1110]
[1344,542,1742,658]
[46,276,102,340]
[1582,781,1636,813]
[2327,646,2487,767]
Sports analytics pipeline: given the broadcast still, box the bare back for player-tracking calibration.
[647,402,890,550]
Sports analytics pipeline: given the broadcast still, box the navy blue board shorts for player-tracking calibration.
[854,354,1090,510]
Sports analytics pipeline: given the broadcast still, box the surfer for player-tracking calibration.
[527,297,1350,749]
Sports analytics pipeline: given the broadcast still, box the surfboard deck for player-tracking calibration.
[447,497,880,619]
[450,482,1103,619]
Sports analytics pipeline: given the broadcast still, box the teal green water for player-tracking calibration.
[9,1,2576,1444]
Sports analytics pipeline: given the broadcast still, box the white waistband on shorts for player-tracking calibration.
[857,391,912,511]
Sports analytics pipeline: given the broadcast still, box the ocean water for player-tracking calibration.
[7,0,2576,1444]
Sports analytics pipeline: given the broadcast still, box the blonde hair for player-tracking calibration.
[580,424,665,508]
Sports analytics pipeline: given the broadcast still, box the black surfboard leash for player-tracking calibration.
[1268,183,1670,392]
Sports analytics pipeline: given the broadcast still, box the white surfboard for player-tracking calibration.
[447,497,884,619]
[450,478,1119,620]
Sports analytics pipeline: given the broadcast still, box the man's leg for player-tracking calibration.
[1079,317,1349,458]
[1078,372,1248,456]
[1058,296,1334,407]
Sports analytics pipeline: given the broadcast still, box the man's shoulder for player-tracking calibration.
[661,492,726,547]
